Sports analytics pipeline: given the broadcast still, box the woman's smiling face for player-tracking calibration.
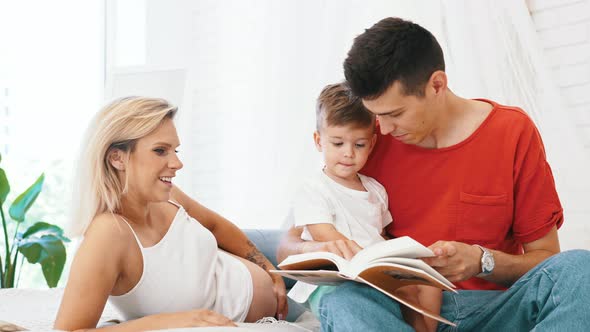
[124,118,183,203]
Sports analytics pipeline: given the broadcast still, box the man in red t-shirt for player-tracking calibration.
[278,17,590,331]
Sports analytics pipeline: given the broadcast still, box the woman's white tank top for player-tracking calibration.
[108,201,253,322]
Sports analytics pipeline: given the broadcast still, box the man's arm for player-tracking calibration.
[276,225,362,262]
[423,226,560,285]
[484,226,559,286]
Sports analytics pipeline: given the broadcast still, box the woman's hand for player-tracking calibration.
[270,272,289,320]
[153,309,237,328]
[84,309,236,330]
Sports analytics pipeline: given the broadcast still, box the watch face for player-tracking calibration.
[482,255,494,273]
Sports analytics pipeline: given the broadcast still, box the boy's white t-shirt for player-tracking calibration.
[288,169,393,303]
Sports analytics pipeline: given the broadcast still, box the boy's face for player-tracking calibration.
[362,81,438,148]
[314,123,376,182]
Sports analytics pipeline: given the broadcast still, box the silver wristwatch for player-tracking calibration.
[474,245,495,276]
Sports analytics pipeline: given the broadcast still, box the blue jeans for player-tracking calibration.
[318,250,590,331]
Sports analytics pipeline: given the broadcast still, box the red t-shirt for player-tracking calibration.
[360,99,563,290]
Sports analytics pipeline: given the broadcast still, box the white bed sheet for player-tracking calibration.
[0,288,319,332]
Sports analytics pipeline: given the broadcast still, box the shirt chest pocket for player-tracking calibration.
[457,191,511,244]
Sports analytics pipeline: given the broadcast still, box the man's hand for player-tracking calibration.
[300,239,362,260]
[422,241,481,282]
[422,228,560,286]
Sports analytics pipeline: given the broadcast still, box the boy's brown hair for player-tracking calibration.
[316,82,375,132]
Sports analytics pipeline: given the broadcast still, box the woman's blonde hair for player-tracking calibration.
[68,96,177,237]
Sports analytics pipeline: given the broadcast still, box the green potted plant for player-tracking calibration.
[0,152,70,288]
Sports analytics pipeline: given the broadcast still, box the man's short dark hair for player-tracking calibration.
[344,17,445,99]
[316,82,375,132]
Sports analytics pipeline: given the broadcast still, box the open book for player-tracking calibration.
[270,236,457,326]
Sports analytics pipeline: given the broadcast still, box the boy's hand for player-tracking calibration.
[300,239,362,260]
[303,223,363,260]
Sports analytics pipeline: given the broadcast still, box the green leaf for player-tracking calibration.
[9,173,44,222]
[18,234,66,288]
[21,221,70,243]
[0,168,9,205]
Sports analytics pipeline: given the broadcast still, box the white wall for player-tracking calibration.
[530,0,590,140]
[528,0,590,249]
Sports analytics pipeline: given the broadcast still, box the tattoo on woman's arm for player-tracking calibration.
[245,240,269,271]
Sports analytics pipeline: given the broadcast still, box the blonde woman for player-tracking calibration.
[54,97,287,331]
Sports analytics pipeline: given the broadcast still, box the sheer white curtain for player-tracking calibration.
[109,0,588,248]
[437,0,590,249]
[108,0,435,229]
[164,0,441,229]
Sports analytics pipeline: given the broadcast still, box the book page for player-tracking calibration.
[269,269,352,286]
[357,257,455,290]
[358,263,455,292]
[278,252,348,272]
[357,276,456,326]
[350,236,434,268]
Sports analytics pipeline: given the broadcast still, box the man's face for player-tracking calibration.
[362,81,435,147]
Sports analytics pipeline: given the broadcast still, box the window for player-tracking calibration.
[0,0,104,288]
